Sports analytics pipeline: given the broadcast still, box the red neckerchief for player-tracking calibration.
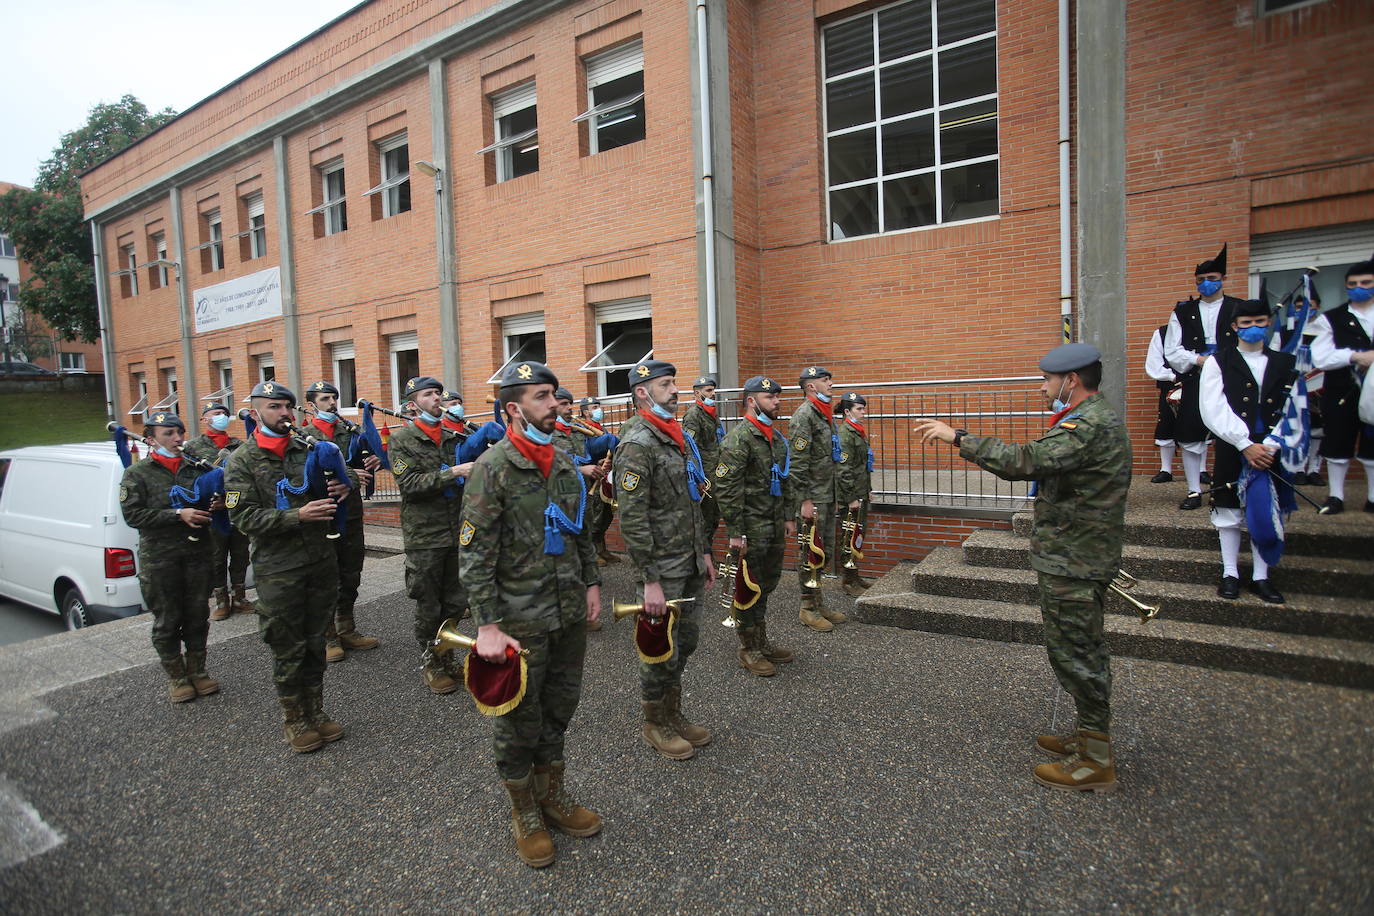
[150,452,183,475]
[582,418,605,434]
[205,429,230,449]
[639,408,685,452]
[1047,403,1075,428]
[554,418,572,435]
[253,429,291,458]
[415,418,442,447]
[698,400,717,420]
[309,417,337,440]
[441,415,466,433]
[745,413,775,443]
[507,426,553,477]
[806,394,833,420]
[845,418,866,438]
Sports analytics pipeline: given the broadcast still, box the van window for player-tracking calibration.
[6,460,109,525]
[0,458,9,504]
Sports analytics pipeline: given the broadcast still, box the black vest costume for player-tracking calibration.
[1153,325,1177,442]
[1320,302,1374,460]
[1210,347,1298,510]
[1173,295,1244,444]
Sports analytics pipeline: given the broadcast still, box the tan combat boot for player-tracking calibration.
[586,615,603,632]
[230,584,254,614]
[841,570,871,598]
[1035,730,1079,758]
[755,621,794,664]
[279,696,323,753]
[799,591,833,632]
[325,621,345,664]
[183,651,220,696]
[594,537,621,566]
[337,617,379,651]
[161,657,197,703]
[209,588,231,621]
[302,685,344,743]
[1033,730,1116,792]
[422,657,459,694]
[532,762,603,837]
[737,628,776,677]
[641,700,696,760]
[664,686,711,747]
[503,773,556,867]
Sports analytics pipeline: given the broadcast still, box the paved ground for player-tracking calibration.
[0,600,65,648]
[0,536,1371,914]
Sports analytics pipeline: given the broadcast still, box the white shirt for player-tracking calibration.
[1145,328,1175,383]
[1308,302,1374,370]
[1164,296,1225,375]
[1200,348,1268,452]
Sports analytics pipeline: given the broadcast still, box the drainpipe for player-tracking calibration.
[695,0,719,375]
[1058,0,1072,343]
[91,221,118,419]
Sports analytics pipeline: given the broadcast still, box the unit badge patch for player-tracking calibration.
[393,458,409,475]
[794,436,809,451]
[839,452,849,463]
[715,463,730,478]
[621,471,641,491]
[225,491,241,509]
[119,485,130,502]
[459,520,475,546]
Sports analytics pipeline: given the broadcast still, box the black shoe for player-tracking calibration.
[1320,497,1345,515]
[1365,500,1374,514]
[1217,576,1240,600]
[1179,492,1202,510]
[1200,471,1212,485]
[1307,473,1326,486]
[1293,472,1309,486]
[1151,471,1174,484]
[1251,579,1285,604]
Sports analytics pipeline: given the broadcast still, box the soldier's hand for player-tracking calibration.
[642,581,668,617]
[1196,353,1210,367]
[326,480,351,500]
[704,552,717,588]
[1244,443,1275,469]
[585,585,602,624]
[848,499,861,510]
[453,462,475,478]
[354,468,374,486]
[729,535,747,556]
[177,508,212,528]
[299,499,338,522]
[800,498,816,520]
[578,463,600,480]
[1352,351,1374,369]
[208,495,226,511]
[784,520,798,539]
[913,419,956,445]
[364,454,382,471]
[475,623,521,663]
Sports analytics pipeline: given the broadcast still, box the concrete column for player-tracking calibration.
[167,186,197,410]
[272,135,304,389]
[90,221,119,419]
[429,58,462,389]
[1074,0,1127,406]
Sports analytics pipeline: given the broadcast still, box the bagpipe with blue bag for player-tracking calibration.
[108,421,229,542]
[239,410,354,540]
[349,400,395,499]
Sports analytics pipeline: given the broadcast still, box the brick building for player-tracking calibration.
[81,0,1374,474]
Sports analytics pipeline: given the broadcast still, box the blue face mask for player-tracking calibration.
[155,446,179,458]
[650,402,675,420]
[257,424,286,438]
[446,404,465,419]
[522,423,553,446]
[1237,325,1268,344]
[754,411,773,427]
[1051,379,1074,413]
[1197,279,1223,297]
[814,391,831,403]
[209,414,230,431]
[315,410,337,422]
[417,409,439,424]
[591,407,604,422]
[701,397,715,407]
[1349,286,1374,304]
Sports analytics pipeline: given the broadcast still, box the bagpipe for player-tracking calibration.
[349,400,395,499]
[612,597,695,664]
[238,409,352,539]
[569,418,620,507]
[716,543,762,628]
[429,617,530,717]
[108,422,228,542]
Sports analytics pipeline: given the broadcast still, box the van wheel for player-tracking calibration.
[61,588,90,631]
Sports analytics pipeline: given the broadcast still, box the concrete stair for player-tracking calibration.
[855,477,1374,689]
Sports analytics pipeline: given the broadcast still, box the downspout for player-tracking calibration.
[91,221,118,419]
[695,0,719,375]
[1058,0,1072,343]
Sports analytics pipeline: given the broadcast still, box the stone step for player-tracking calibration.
[1011,509,1374,560]
[854,565,1374,690]
[964,529,1373,596]
[911,547,1374,642]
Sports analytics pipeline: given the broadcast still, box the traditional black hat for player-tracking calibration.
[798,365,832,388]
[200,402,229,415]
[144,411,185,430]
[1345,253,1374,279]
[249,380,296,406]
[554,387,574,403]
[692,375,718,389]
[628,359,676,386]
[1233,298,1270,319]
[305,380,339,402]
[836,391,867,411]
[1195,243,1228,276]
[499,361,559,390]
[1038,343,1102,374]
[742,376,781,394]
[404,376,444,397]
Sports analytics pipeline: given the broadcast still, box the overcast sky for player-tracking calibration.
[4,0,363,188]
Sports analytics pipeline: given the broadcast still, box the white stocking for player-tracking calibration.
[1218,527,1241,580]
[1328,458,1349,501]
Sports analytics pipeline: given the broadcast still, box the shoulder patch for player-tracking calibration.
[392,458,409,475]
[119,485,130,502]
[1059,422,1078,430]
[224,491,241,509]
[621,471,641,492]
[793,436,809,452]
[459,519,475,546]
[715,462,730,478]
[839,451,849,463]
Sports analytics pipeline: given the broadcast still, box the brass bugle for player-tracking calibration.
[798,516,825,589]
[1107,569,1159,623]
[431,617,529,656]
[612,597,695,621]
[356,398,411,421]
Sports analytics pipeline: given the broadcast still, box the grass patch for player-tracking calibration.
[0,391,113,450]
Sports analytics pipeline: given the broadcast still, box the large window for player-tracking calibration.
[823,0,998,240]
[240,193,267,260]
[482,82,539,183]
[0,234,14,258]
[330,342,358,409]
[120,244,139,297]
[255,354,275,383]
[1249,221,1374,310]
[59,352,86,372]
[367,135,412,219]
[199,209,224,273]
[487,313,547,384]
[388,332,420,407]
[308,161,348,236]
[578,39,645,154]
[151,233,169,289]
[129,373,148,418]
[581,298,652,398]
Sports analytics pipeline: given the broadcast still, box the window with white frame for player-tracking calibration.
[255,354,275,383]
[578,39,645,154]
[388,332,421,407]
[330,342,358,409]
[59,352,86,372]
[203,209,224,272]
[0,234,15,258]
[213,361,233,405]
[6,282,17,305]
[487,312,547,384]
[129,372,148,418]
[1249,221,1374,310]
[822,0,998,240]
[482,82,539,182]
[308,161,348,236]
[152,233,169,289]
[243,193,267,260]
[367,135,411,218]
[121,244,139,297]
[581,298,652,397]
[1259,0,1323,13]
[152,369,179,412]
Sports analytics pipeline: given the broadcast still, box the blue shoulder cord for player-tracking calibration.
[275,441,349,536]
[544,465,588,555]
[684,433,708,502]
[770,432,791,496]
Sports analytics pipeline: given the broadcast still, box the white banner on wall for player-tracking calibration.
[193,267,282,333]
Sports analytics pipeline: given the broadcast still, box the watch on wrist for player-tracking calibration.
[952,429,969,447]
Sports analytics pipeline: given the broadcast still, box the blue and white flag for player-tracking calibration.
[1264,373,1311,475]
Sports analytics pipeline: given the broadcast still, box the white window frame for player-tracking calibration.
[154,234,169,288]
[58,352,86,372]
[330,341,358,413]
[0,234,14,258]
[363,134,411,218]
[128,373,148,417]
[577,39,646,154]
[207,210,224,271]
[120,245,139,296]
[151,370,179,412]
[256,353,275,384]
[242,193,267,259]
[580,298,653,397]
[305,161,348,236]
[388,332,420,408]
[482,82,539,182]
[203,381,233,407]
[487,313,547,384]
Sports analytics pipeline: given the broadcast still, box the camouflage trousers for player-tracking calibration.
[493,620,587,780]
[590,491,614,543]
[405,546,465,649]
[1037,571,1112,733]
[637,573,706,701]
[139,553,213,663]
[700,493,721,548]
[734,534,784,630]
[333,514,365,623]
[797,501,837,598]
[256,556,338,697]
[209,528,251,589]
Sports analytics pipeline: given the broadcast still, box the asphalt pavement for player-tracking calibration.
[0,557,1371,914]
[0,599,65,648]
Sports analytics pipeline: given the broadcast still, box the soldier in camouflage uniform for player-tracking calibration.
[303,380,381,661]
[579,396,621,565]
[681,375,725,548]
[184,402,252,620]
[119,412,220,703]
[225,382,349,754]
[459,360,603,869]
[387,375,472,694]
[715,376,799,676]
[833,391,875,597]
[788,365,847,631]
[917,343,1131,792]
[617,359,715,760]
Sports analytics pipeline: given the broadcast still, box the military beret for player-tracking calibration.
[201,402,229,415]
[579,396,600,408]
[555,387,575,403]
[692,375,718,389]
[499,361,559,390]
[404,376,444,397]
[250,380,296,406]
[798,365,832,388]
[441,389,463,402]
[836,391,867,410]
[742,376,781,394]
[144,411,185,430]
[1038,343,1102,374]
[305,380,339,400]
[628,359,676,386]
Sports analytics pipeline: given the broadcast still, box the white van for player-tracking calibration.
[0,442,146,629]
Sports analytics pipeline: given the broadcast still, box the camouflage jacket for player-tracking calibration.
[834,421,872,506]
[182,433,241,467]
[960,393,1132,581]
[387,421,465,550]
[301,419,365,520]
[715,418,797,540]
[119,457,214,563]
[681,402,723,480]
[788,398,838,505]
[458,437,600,637]
[224,437,337,576]
[615,417,709,583]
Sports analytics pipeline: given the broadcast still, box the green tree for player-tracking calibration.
[0,95,176,342]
